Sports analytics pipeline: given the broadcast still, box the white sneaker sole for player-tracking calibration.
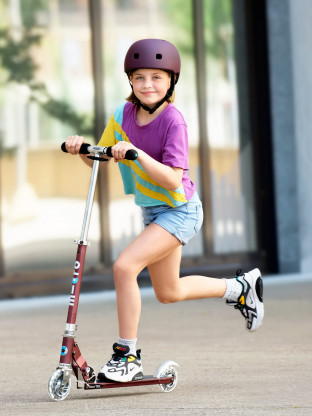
[244,268,264,332]
[98,365,143,383]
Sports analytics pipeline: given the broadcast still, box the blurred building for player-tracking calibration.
[0,0,311,296]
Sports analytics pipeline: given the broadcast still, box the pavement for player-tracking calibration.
[1,274,312,416]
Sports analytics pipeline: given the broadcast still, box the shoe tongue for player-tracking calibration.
[113,343,130,357]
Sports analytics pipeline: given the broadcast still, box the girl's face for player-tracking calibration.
[130,69,171,108]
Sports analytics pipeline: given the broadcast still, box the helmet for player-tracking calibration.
[124,39,181,83]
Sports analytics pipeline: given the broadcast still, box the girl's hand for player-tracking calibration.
[111,141,139,162]
[65,135,86,155]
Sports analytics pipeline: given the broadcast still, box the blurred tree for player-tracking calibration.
[162,0,232,60]
[203,0,232,60]
[0,0,93,136]
[161,0,193,55]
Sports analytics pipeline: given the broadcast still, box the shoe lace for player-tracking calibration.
[107,353,124,366]
[234,302,248,318]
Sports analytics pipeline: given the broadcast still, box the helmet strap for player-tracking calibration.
[129,73,175,115]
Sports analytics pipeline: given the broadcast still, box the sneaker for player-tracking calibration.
[226,268,264,332]
[97,343,143,383]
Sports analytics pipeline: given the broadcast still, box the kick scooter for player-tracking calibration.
[48,143,179,401]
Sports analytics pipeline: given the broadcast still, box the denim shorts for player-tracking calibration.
[141,192,203,245]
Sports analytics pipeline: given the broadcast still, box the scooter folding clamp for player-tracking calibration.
[63,323,77,337]
[74,239,90,246]
[87,155,108,162]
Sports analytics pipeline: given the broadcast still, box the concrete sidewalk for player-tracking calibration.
[1,275,312,415]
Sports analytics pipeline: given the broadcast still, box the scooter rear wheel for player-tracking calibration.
[159,365,178,393]
[48,369,71,401]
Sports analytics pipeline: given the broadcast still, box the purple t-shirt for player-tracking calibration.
[122,102,195,202]
[98,102,196,207]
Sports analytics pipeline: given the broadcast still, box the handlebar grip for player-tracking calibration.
[61,142,68,152]
[61,142,91,154]
[106,147,138,161]
[61,142,138,160]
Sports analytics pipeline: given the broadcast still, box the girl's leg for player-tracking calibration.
[113,223,182,340]
[148,227,263,333]
[148,241,226,304]
[115,220,226,339]
[97,224,182,382]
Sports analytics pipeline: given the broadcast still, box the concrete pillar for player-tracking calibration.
[288,0,312,272]
[266,0,300,272]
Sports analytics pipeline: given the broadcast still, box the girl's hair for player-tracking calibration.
[125,71,176,105]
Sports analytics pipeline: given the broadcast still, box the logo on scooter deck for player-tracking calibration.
[61,346,68,356]
[69,261,80,306]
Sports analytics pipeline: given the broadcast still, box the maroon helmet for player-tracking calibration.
[124,39,181,84]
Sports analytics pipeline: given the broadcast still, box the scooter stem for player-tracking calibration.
[59,155,101,367]
[79,155,100,244]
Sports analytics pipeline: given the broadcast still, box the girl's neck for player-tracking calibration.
[136,101,169,126]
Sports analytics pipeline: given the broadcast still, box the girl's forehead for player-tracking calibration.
[133,68,170,76]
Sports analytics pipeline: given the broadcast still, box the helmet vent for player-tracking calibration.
[156,53,162,60]
[134,53,139,59]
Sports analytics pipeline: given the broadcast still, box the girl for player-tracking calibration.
[65,39,264,383]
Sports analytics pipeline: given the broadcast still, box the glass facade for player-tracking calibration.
[101,0,203,259]
[204,0,257,254]
[0,0,259,277]
[0,0,100,272]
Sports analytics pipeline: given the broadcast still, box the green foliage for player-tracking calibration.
[161,0,193,55]
[161,0,232,59]
[203,0,233,60]
[20,0,50,29]
[0,28,41,83]
[29,82,94,136]
[0,1,93,136]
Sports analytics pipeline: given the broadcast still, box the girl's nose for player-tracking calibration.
[143,78,152,88]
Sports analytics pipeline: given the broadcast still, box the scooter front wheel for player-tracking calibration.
[48,369,71,401]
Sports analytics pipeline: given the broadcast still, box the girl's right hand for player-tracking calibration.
[65,135,86,155]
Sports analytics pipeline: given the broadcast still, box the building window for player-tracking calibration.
[204,0,257,254]
[0,0,99,273]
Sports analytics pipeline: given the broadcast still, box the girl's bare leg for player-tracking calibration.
[149,246,226,303]
[113,223,181,339]
[113,223,226,340]
[149,246,264,333]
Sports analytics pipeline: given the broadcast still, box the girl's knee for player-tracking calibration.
[155,289,181,304]
[113,256,140,285]
[113,257,127,277]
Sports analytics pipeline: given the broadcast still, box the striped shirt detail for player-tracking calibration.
[98,103,188,207]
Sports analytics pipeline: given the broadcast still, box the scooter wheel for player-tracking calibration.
[48,369,71,401]
[159,365,178,393]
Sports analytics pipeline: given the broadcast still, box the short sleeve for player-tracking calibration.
[162,123,189,170]
[97,115,116,147]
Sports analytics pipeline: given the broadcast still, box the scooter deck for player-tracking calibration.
[83,375,174,390]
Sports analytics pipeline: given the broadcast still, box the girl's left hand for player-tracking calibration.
[111,142,139,162]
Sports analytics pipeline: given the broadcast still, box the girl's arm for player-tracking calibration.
[111,141,183,191]
[138,151,183,191]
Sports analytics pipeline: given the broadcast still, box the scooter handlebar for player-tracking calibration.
[61,142,138,160]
